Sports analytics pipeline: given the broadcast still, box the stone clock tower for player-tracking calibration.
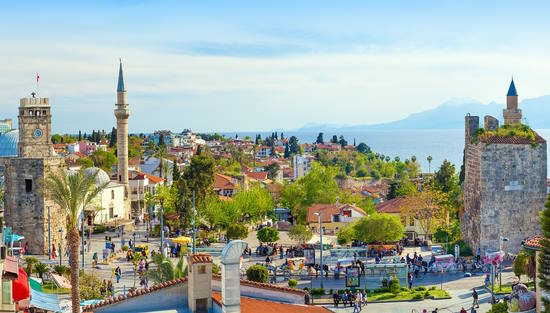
[2,95,65,255]
[18,97,54,158]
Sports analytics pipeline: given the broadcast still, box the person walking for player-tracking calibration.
[352,295,360,313]
[356,290,362,310]
[472,288,479,308]
[362,289,367,307]
[332,291,340,307]
[115,266,122,283]
[342,290,348,308]
[408,272,413,289]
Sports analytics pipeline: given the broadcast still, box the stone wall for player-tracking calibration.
[462,139,482,253]
[479,142,547,253]
[3,157,66,255]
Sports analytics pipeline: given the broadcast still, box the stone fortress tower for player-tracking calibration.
[462,79,547,254]
[1,96,66,254]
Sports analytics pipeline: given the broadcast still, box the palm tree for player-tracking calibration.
[42,168,108,313]
[147,145,167,178]
[34,262,50,280]
[427,155,433,173]
[24,257,39,276]
[146,254,185,284]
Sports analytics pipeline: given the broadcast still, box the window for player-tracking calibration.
[409,216,415,227]
[400,216,406,226]
[198,265,206,274]
[111,190,115,200]
[25,179,32,193]
[109,207,114,219]
[29,110,33,116]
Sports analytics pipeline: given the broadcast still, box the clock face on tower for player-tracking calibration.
[33,128,43,138]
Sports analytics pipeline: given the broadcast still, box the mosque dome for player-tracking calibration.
[0,130,18,157]
[84,167,111,185]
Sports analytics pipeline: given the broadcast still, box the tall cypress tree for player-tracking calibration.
[78,130,82,141]
[539,195,550,310]
[109,127,117,148]
[172,160,180,181]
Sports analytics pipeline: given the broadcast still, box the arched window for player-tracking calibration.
[111,190,115,200]
[36,110,40,117]
[29,110,33,116]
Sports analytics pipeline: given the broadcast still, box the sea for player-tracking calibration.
[222,129,550,173]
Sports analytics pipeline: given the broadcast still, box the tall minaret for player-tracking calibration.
[115,59,130,197]
[503,78,522,125]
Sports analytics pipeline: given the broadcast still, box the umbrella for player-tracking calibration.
[170,236,192,245]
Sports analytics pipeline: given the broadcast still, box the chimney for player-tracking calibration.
[220,240,248,313]
[186,253,213,313]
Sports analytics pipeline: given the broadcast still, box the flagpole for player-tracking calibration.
[36,73,40,97]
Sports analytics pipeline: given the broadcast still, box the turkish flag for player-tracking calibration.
[12,267,29,302]
[36,73,39,84]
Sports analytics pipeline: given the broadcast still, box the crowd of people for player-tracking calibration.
[332,290,367,312]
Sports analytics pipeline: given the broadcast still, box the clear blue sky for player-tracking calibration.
[1,1,550,133]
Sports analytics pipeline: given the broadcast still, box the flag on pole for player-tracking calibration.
[37,73,39,83]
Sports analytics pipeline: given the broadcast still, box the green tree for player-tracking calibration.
[357,143,371,154]
[246,265,268,283]
[427,155,433,173]
[90,150,117,172]
[514,253,526,281]
[353,214,404,243]
[338,135,347,147]
[316,132,324,144]
[148,145,167,178]
[265,163,280,180]
[257,226,279,243]
[288,136,300,155]
[288,225,313,243]
[395,176,417,197]
[146,253,185,284]
[109,127,117,148]
[51,134,62,144]
[77,157,94,168]
[43,168,109,313]
[226,224,249,240]
[434,160,456,193]
[337,226,355,245]
[172,161,180,181]
[183,153,216,209]
[331,135,338,144]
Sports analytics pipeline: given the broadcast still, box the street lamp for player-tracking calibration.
[59,227,63,266]
[314,211,324,289]
[499,236,509,290]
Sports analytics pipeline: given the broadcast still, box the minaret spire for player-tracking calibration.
[117,58,125,92]
[503,77,521,125]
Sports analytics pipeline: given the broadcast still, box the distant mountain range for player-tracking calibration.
[299,96,550,131]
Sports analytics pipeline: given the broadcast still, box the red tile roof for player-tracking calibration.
[524,235,543,250]
[306,203,366,224]
[191,253,212,264]
[375,197,408,214]
[480,132,546,144]
[214,173,235,190]
[211,292,331,313]
[246,171,268,181]
[82,278,188,312]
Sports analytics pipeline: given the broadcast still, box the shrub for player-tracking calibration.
[429,286,437,290]
[152,224,161,237]
[389,277,400,294]
[212,263,220,275]
[122,246,129,252]
[92,225,107,234]
[257,226,279,243]
[400,287,409,292]
[53,265,70,278]
[412,293,424,300]
[310,288,325,295]
[226,224,249,240]
[288,279,298,288]
[413,286,426,291]
[207,235,218,244]
[246,265,268,283]
[424,291,430,298]
[487,302,507,313]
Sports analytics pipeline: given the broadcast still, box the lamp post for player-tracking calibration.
[192,191,196,255]
[59,227,63,266]
[81,215,85,268]
[499,236,509,290]
[160,206,164,257]
[48,206,51,260]
[314,212,324,289]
